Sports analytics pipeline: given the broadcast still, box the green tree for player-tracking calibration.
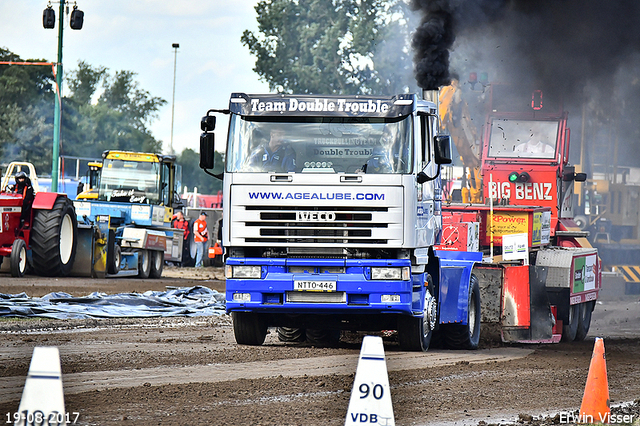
[64,62,166,157]
[178,148,224,195]
[0,50,167,176]
[242,0,417,95]
[0,48,55,172]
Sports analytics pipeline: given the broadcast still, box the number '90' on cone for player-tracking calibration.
[579,337,610,423]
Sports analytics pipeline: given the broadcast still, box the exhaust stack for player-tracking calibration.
[423,89,440,118]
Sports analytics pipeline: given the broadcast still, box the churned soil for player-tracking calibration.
[0,268,639,426]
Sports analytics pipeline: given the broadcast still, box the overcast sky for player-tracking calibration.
[0,0,270,156]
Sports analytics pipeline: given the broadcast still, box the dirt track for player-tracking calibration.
[0,268,639,426]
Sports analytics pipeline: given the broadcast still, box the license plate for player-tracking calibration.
[294,280,337,292]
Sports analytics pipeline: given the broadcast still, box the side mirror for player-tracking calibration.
[200,133,215,169]
[574,172,587,182]
[201,115,216,132]
[434,135,452,165]
[563,172,587,182]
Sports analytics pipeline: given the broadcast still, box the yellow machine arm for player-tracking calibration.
[439,81,483,203]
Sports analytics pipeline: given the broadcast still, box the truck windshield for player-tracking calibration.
[98,159,160,204]
[488,119,559,159]
[226,115,413,174]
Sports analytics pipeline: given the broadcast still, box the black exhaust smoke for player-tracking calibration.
[410,0,506,90]
[410,0,454,90]
[411,0,640,96]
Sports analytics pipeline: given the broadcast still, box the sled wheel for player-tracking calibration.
[150,250,164,278]
[137,249,151,279]
[562,303,580,342]
[575,301,595,341]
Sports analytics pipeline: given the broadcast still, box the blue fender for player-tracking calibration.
[435,250,482,325]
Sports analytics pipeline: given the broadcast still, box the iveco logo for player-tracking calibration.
[297,211,336,222]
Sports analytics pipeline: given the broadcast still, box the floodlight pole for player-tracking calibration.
[170,43,179,155]
[51,0,65,192]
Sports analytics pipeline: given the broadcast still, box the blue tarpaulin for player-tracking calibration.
[0,286,226,319]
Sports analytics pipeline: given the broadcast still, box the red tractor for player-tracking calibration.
[0,190,77,277]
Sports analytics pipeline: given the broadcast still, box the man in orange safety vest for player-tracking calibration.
[193,211,209,267]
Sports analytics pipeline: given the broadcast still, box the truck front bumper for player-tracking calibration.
[225,257,415,316]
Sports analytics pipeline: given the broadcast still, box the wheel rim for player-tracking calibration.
[423,290,437,336]
[153,251,162,269]
[140,250,149,270]
[19,245,26,274]
[468,295,477,334]
[59,214,74,264]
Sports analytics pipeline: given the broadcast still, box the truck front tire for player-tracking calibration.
[232,312,267,345]
[398,277,436,352]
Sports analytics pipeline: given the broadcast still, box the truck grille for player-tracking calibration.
[243,206,391,244]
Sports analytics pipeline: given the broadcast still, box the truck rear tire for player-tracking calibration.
[232,312,267,346]
[31,196,77,277]
[444,274,481,350]
[277,327,306,342]
[575,301,595,341]
[150,250,164,278]
[561,303,579,342]
[10,239,27,278]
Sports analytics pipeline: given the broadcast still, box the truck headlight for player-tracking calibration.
[381,294,401,303]
[371,267,410,280]
[226,265,262,279]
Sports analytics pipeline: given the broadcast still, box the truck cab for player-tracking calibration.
[480,85,587,246]
[73,150,185,278]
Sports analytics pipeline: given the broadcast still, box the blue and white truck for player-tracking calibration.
[199,92,481,351]
[73,150,184,278]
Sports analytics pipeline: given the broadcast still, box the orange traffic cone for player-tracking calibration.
[579,337,610,423]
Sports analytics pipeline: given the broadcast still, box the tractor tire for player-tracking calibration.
[575,301,595,341]
[277,327,306,342]
[561,303,580,342]
[136,249,151,279]
[232,312,267,346]
[306,328,341,346]
[10,239,27,278]
[150,250,164,278]
[31,196,77,277]
[443,274,481,349]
